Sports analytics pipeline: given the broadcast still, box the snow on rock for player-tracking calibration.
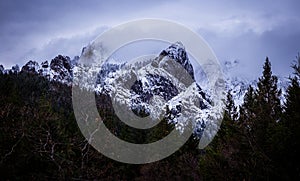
[159,42,194,80]
[17,55,77,85]
[11,64,20,74]
[50,55,73,85]
[95,42,221,141]
[21,60,40,73]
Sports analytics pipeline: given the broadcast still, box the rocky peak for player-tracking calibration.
[130,73,179,117]
[41,61,49,69]
[159,42,195,80]
[0,65,4,74]
[38,61,50,78]
[50,55,72,84]
[11,64,20,74]
[21,60,39,73]
[50,55,72,72]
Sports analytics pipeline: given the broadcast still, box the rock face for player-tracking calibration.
[39,61,50,78]
[50,55,73,84]
[11,65,20,73]
[92,42,214,138]
[21,61,40,73]
[130,73,180,117]
[17,55,74,85]
[96,63,121,87]
[159,42,194,80]
[0,65,4,74]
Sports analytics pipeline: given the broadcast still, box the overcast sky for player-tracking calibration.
[0,0,299,78]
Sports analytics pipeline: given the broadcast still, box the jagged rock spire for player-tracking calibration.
[160,42,195,80]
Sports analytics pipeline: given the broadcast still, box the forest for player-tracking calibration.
[0,56,299,180]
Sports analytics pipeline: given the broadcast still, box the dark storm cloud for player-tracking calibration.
[0,0,299,78]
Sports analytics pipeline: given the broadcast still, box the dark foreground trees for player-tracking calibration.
[200,57,300,180]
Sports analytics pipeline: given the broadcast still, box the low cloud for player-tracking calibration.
[20,26,108,65]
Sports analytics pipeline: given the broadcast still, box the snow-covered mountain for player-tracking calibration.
[222,59,257,107]
[0,41,289,147]
[0,42,289,110]
[89,42,219,139]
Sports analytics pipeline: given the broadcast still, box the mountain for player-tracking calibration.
[1,44,288,105]
[0,42,288,139]
[222,59,257,107]
[90,42,217,139]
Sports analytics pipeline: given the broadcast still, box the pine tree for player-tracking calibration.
[235,85,258,179]
[236,58,283,179]
[281,54,300,179]
[225,90,238,121]
[218,90,239,141]
[199,90,243,179]
[239,85,256,130]
[254,57,282,147]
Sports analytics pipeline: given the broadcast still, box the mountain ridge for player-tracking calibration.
[0,42,289,118]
